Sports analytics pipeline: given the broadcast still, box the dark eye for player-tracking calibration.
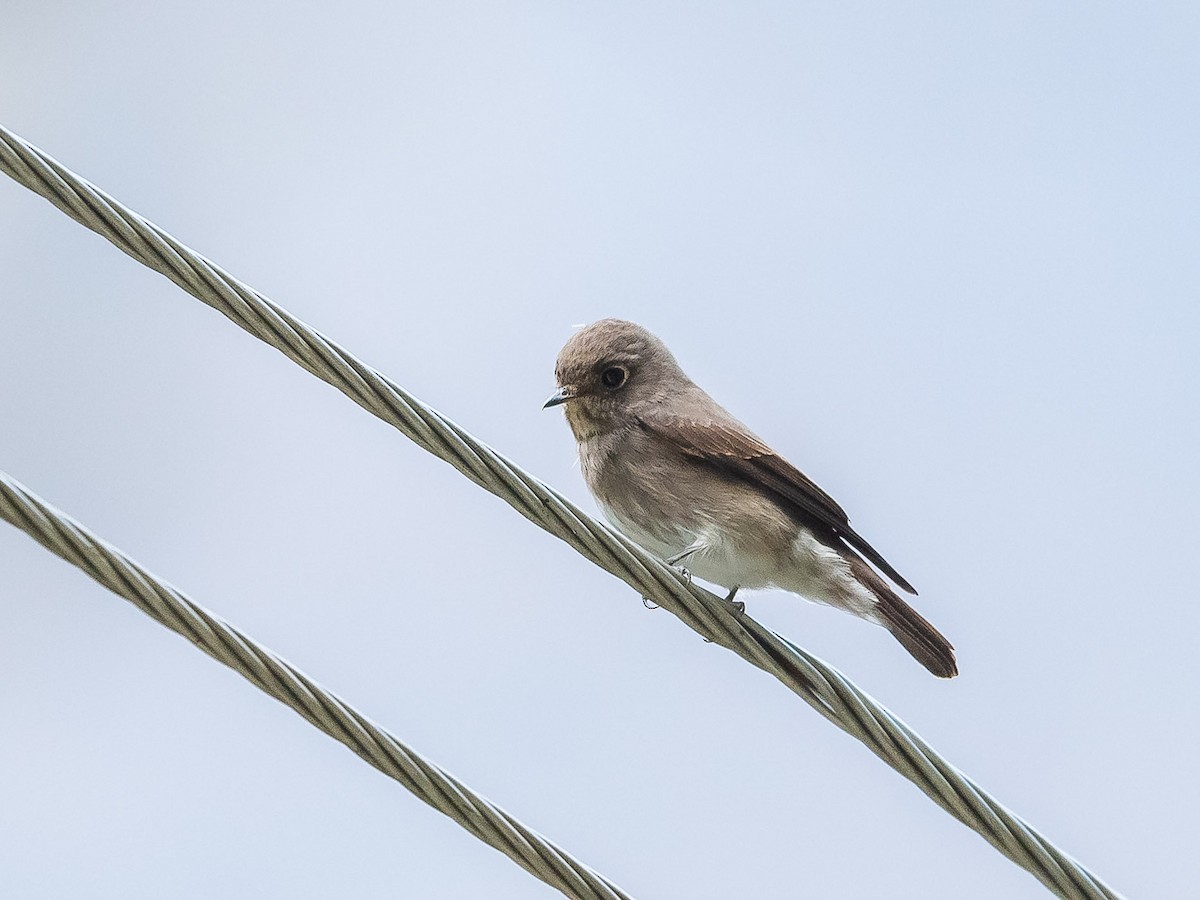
[600,366,627,389]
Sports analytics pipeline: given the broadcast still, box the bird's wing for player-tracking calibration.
[636,404,918,595]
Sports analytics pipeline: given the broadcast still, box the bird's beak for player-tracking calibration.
[543,386,573,409]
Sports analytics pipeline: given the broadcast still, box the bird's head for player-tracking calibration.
[544,319,687,440]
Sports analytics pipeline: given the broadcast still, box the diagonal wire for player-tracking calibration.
[0,123,1122,900]
[0,470,635,900]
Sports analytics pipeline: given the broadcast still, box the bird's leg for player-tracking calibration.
[666,544,701,566]
[665,543,704,584]
[724,585,745,615]
[644,545,704,610]
[700,585,747,643]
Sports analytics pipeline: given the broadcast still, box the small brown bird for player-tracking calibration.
[544,319,956,677]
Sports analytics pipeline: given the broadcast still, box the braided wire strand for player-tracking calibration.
[0,471,635,900]
[0,124,1122,899]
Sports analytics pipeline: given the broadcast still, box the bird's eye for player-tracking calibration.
[600,366,627,389]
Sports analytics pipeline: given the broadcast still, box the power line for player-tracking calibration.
[0,470,635,900]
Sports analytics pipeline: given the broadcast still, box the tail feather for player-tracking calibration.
[876,592,958,678]
[845,553,958,678]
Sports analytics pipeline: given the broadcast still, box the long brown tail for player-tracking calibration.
[876,592,958,678]
[846,554,958,678]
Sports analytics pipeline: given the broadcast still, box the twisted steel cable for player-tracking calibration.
[0,123,1122,899]
[0,470,635,900]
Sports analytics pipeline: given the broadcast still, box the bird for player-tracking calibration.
[544,318,957,678]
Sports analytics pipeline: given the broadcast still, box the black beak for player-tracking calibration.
[543,386,572,409]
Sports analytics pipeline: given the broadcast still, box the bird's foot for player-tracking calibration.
[645,567,692,610]
[725,586,745,616]
[702,586,745,642]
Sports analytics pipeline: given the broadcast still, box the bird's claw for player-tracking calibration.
[646,566,692,609]
[725,587,745,616]
[703,588,745,642]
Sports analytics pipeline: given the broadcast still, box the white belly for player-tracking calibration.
[596,499,881,621]
[596,500,779,591]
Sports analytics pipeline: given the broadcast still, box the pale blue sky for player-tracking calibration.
[2,3,1197,897]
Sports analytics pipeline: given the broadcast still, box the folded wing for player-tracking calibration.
[637,403,918,595]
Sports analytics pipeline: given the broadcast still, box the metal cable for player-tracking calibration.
[0,471,635,900]
[0,123,1122,899]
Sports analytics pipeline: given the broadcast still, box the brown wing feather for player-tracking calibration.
[637,407,918,595]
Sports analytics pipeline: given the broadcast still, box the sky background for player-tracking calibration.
[2,3,1197,898]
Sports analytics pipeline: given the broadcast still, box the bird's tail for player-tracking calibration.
[845,554,958,678]
[876,591,958,678]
